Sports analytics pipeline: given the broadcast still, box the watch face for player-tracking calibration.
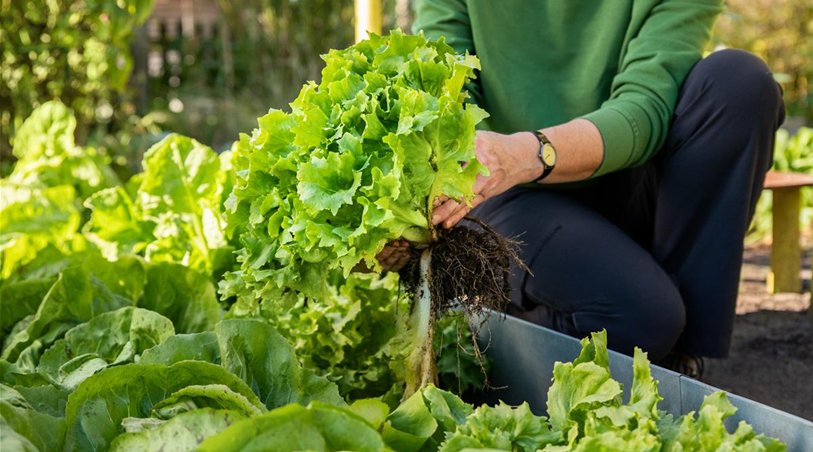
[542,143,557,166]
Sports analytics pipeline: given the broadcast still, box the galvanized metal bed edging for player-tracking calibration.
[473,313,813,452]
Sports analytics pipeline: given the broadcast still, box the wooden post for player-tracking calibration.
[355,0,383,43]
[767,187,802,293]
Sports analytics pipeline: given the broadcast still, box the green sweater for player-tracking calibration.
[412,0,723,178]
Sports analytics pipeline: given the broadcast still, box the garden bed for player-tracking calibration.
[474,313,813,451]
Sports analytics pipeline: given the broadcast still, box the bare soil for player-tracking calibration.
[703,240,813,421]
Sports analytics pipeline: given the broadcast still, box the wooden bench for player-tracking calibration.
[763,170,813,293]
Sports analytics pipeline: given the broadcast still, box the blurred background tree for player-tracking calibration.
[139,0,411,155]
[0,0,807,180]
[710,0,813,123]
[0,0,156,173]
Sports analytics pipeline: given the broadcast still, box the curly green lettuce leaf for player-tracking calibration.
[659,392,786,452]
[224,29,487,304]
[546,332,624,434]
[227,271,410,399]
[440,402,558,452]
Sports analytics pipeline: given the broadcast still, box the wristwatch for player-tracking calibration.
[531,130,557,182]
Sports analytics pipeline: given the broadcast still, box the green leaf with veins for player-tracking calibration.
[139,262,220,334]
[62,361,261,452]
[2,266,132,368]
[0,384,65,452]
[215,319,345,410]
[109,408,248,452]
[197,402,388,452]
[139,331,221,366]
[37,307,175,388]
[0,183,84,280]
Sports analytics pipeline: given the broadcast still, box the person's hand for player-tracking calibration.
[376,240,411,272]
[432,131,542,228]
[353,240,412,273]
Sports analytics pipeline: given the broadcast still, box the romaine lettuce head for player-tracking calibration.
[223,29,488,303]
[83,134,236,277]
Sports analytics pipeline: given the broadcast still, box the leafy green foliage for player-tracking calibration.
[1,103,236,283]
[62,361,260,452]
[223,29,487,304]
[139,263,220,333]
[711,0,813,120]
[0,255,219,374]
[214,319,345,409]
[659,393,786,452]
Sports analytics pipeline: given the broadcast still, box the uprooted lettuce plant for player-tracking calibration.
[223,29,519,398]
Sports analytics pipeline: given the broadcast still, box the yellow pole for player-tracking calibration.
[355,0,383,43]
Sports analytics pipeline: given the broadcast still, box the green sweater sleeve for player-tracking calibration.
[582,0,723,178]
[412,0,483,105]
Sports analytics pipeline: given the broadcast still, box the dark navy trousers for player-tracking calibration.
[470,50,786,360]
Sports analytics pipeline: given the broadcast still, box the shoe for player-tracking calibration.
[658,352,705,380]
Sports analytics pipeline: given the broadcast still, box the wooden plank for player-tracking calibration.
[764,170,813,190]
[355,0,383,43]
[767,187,802,293]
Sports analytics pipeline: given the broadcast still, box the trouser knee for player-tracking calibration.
[691,49,785,128]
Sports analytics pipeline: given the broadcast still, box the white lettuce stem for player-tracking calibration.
[403,248,437,399]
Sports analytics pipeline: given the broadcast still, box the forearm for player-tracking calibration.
[539,118,603,183]
[431,119,604,228]
[509,118,604,184]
